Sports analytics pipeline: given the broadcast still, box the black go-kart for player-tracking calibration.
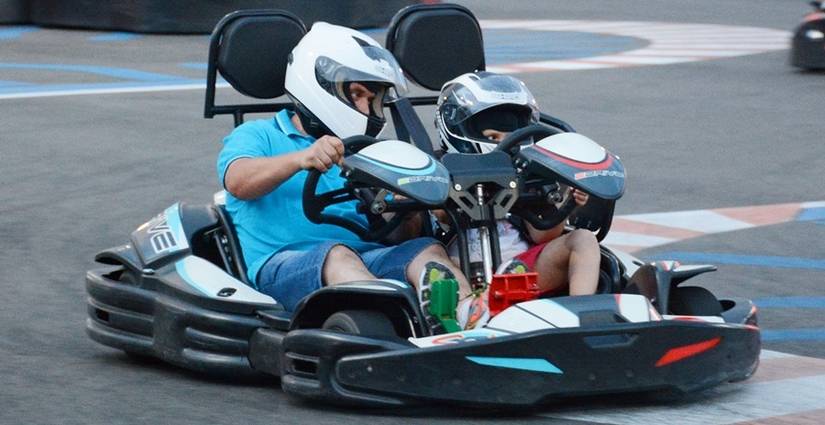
[791,1,825,69]
[85,4,760,407]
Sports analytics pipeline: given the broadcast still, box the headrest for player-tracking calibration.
[386,3,485,91]
[213,10,306,99]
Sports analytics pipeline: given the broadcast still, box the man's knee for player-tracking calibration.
[324,244,362,268]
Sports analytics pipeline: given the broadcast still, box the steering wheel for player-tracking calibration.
[494,124,579,230]
[301,135,416,242]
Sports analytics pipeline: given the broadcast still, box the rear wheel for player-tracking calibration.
[669,286,722,316]
[322,310,398,339]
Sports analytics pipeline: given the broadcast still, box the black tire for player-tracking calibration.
[669,286,722,316]
[322,310,398,338]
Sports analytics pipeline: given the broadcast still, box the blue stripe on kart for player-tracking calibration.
[755,297,825,309]
[466,356,563,374]
[761,329,825,342]
[649,252,825,271]
[175,259,213,297]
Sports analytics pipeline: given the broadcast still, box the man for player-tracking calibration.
[435,71,601,297]
[217,23,483,330]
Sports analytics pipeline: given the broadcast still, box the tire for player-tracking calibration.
[322,310,398,338]
[669,286,722,316]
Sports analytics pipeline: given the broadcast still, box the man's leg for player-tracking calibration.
[405,243,471,297]
[258,242,374,311]
[532,229,600,295]
[322,244,375,284]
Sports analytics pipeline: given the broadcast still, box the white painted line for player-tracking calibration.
[627,49,758,57]
[802,201,825,208]
[621,210,754,234]
[582,55,696,64]
[602,231,675,247]
[649,43,787,49]
[518,60,615,70]
[624,48,753,58]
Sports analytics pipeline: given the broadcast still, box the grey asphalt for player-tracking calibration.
[1,0,824,424]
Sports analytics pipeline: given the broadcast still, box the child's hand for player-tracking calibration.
[572,189,589,206]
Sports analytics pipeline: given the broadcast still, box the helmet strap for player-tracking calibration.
[290,96,333,139]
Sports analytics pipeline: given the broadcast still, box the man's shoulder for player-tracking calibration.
[229,117,283,139]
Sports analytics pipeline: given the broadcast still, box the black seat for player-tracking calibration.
[386,3,485,91]
[204,9,307,127]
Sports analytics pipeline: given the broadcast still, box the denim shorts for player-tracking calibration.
[257,237,440,311]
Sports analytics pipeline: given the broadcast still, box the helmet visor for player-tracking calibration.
[315,48,408,98]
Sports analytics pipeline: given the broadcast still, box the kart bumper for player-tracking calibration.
[281,321,760,407]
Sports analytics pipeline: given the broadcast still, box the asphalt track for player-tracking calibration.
[2,0,824,424]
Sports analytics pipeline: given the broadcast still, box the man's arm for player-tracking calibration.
[224,135,345,200]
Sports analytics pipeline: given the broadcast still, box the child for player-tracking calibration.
[435,72,601,299]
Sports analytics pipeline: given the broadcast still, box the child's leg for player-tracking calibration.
[531,229,600,295]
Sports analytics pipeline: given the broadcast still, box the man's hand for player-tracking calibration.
[300,135,345,172]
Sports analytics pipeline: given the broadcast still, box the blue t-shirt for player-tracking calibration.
[217,110,384,286]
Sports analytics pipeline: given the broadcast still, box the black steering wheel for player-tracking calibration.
[301,135,418,242]
[494,124,580,230]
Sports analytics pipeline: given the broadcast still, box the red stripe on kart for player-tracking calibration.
[655,337,721,367]
[534,145,614,170]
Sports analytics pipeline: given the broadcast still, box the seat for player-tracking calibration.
[204,9,307,127]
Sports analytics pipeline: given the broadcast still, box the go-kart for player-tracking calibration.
[791,1,825,69]
[85,4,760,407]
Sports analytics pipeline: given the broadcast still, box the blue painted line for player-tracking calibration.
[0,80,32,88]
[0,63,188,83]
[466,356,563,374]
[179,62,208,70]
[761,329,825,342]
[483,29,646,64]
[755,297,825,309]
[0,80,203,95]
[798,207,825,222]
[0,26,39,40]
[649,252,825,271]
[90,32,140,42]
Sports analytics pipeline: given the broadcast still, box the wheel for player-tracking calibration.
[669,286,722,316]
[322,310,398,338]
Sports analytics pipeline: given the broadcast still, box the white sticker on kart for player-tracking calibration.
[408,329,510,348]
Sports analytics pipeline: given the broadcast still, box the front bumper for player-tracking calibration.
[280,321,760,407]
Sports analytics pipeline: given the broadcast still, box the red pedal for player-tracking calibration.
[488,272,540,316]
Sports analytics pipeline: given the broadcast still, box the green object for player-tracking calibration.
[429,278,461,333]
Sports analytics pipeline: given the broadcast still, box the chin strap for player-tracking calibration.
[290,96,332,139]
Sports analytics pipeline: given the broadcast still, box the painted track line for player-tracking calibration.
[0,81,230,100]
[541,351,825,425]
[605,201,825,253]
[480,20,790,74]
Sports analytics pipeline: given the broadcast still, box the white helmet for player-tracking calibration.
[436,72,540,154]
[285,22,408,139]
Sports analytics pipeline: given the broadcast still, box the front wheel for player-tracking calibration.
[322,310,398,339]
